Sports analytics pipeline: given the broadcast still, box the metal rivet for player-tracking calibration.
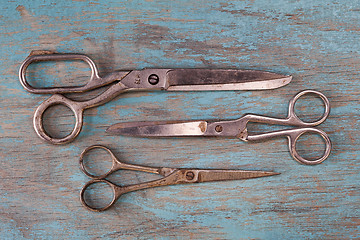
[148,74,159,85]
[215,125,223,133]
[186,171,195,180]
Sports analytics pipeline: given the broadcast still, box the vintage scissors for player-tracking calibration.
[107,90,331,165]
[19,51,292,144]
[79,145,279,212]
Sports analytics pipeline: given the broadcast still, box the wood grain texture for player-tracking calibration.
[1,0,359,239]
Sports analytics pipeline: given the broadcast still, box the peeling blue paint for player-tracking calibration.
[1,0,360,239]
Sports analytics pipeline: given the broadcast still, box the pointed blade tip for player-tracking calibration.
[105,127,112,133]
[264,171,281,177]
[285,75,293,84]
[105,124,116,133]
[268,75,292,89]
[251,171,280,178]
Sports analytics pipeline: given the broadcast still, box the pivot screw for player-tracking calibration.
[186,171,195,180]
[215,125,223,133]
[148,74,159,85]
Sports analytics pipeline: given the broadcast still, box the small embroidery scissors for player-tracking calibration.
[107,90,331,165]
[79,145,279,212]
[19,51,292,144]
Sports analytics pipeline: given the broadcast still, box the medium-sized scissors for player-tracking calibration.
[79,145,279,212]
[19,51,292,144]
[107,90,332,165]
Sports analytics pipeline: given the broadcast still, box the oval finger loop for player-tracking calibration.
[79,145,116,179]
[19,52,100,94]
[288,128,331,165]
[288,90,330,127]
[80,179,117,212]
[33,94,84,144]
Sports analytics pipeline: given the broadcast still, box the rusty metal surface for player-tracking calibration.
[79,145,278,212]
[107,90,331,164]
[20,52,290,144]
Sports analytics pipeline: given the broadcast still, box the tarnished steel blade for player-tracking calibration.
[166,69,292,91]
[197,170,280,183]
[106,121,208,137]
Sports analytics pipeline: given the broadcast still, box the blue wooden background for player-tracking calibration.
[1,0,359,239]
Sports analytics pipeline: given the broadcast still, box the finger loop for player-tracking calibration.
[288,90,330,127]
[288,128,331,165]
[80,179,117,212]
[33,94,84,144]
[19,52,100,94]
[79,145,117,179]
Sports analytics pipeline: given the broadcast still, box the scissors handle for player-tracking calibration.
[33,79,129,144]
[241,90,331,164]
[79,145,184,211]
[80,179,120,212]
[20,52,132,144]
[247,127,331,165]
[244,90,330,127]
[79,145,161,179]
[80,170,184,212]
[19,52,116,94]
[286,90,330,127]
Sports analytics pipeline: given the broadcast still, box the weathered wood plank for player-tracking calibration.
[0,0,359,239]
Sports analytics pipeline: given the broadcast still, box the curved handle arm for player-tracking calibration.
[79,145,162,179]
[33,81,128,144]
[248,128,331,165]
[243,90,330,127]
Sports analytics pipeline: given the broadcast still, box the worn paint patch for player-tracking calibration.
[1,0,360,239]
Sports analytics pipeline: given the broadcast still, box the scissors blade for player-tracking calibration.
[166,69,292,91]
[106,119,242,137]
[106,121,208,136]
[195,169,280,182]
